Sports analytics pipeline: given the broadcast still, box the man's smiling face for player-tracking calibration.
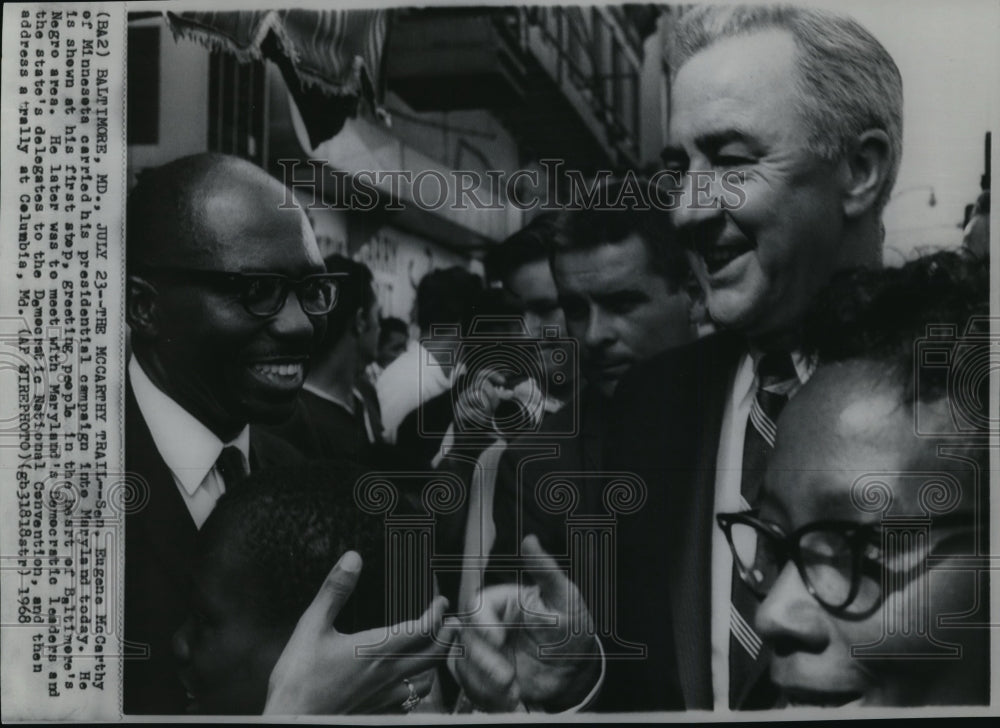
[664,30,848,339]
[146,176,327,435]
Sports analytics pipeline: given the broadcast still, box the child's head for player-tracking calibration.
[724,251,989,707]
[172,462,387,714]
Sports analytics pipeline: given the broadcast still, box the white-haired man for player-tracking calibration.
[452,3,903,713]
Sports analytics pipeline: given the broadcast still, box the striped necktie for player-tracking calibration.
[729,352,797,708]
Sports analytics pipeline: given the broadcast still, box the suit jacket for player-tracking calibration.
[597,332,746,711]
[489,388,608,561]
[396,389,456,471]
[123,377,302,714]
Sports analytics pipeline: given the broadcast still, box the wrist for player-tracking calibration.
[529,638,603,713]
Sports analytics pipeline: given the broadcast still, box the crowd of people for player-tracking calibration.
[122,4,991,716]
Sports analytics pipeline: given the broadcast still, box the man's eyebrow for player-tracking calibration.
[661,129,754,163]
[593,288,649,304]
[695,129,754,151]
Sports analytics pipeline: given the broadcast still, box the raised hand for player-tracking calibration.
[451,535,602,712]
[264,550,454,715]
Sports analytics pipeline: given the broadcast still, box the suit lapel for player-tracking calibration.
[667,334,744,709]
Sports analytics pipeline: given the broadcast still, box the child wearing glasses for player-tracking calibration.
[718,250,989,707]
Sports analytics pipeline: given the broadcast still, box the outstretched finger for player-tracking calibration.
[521,534,572,609]
[299,550,363,633]
[464,584,523,647]
[453,625,520,711]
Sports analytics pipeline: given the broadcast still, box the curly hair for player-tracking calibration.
[804,250,989,412]
[197,461,420,631]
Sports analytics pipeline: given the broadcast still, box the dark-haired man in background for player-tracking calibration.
[487,189,695,564]
[376,266,483,445]
[365,316,410,385]
[265,255,385,465]
[448,183,696,712]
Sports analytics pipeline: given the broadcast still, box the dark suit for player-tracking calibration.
[395,389,457,471]
[123,378,302,714]
[489,388,607,561]
[597,332,746,711]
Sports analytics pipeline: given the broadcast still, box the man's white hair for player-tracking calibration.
[668,4,903,213]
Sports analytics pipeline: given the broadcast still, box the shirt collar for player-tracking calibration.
[129,357,250,496]
[736,348,816,403]
[303,380,355,413]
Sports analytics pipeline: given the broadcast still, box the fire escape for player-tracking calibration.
[386,6,659,173]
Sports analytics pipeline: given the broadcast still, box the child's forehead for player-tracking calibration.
[769,365,956,522]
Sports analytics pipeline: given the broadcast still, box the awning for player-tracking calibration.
[166,9,390,147]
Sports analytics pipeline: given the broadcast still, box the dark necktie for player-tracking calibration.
[215,445,248,494]
[729,352,797,708]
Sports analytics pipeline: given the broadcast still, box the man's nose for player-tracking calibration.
[755,562,830,655]
[671,170,727,231]
[270,289,319,341]
[583,307,615,351]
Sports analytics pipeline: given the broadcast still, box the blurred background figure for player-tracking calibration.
[962,190,990,260]
[376,266,483,445]
[265,255,385,466]
[366,316,410,385]
[552,179,695,401]
[432,179,698,610]
[486,180,696,560]
[484,211,576,414]
[395,287,526,471]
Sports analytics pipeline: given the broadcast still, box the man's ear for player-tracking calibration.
[126,275,160,339]
[841,129,892,219]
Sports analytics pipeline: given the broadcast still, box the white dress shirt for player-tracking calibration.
[129,357,250,529]
[710,350,814,710]
[376,341,453,445]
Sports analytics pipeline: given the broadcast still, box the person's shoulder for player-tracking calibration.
[251,426,306,467]
[610,333,745,425]
[300,389,354,421]
[624,333,742,387]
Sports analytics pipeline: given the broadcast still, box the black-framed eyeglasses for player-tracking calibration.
[134,267,347,318]
[716,510,974,620]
